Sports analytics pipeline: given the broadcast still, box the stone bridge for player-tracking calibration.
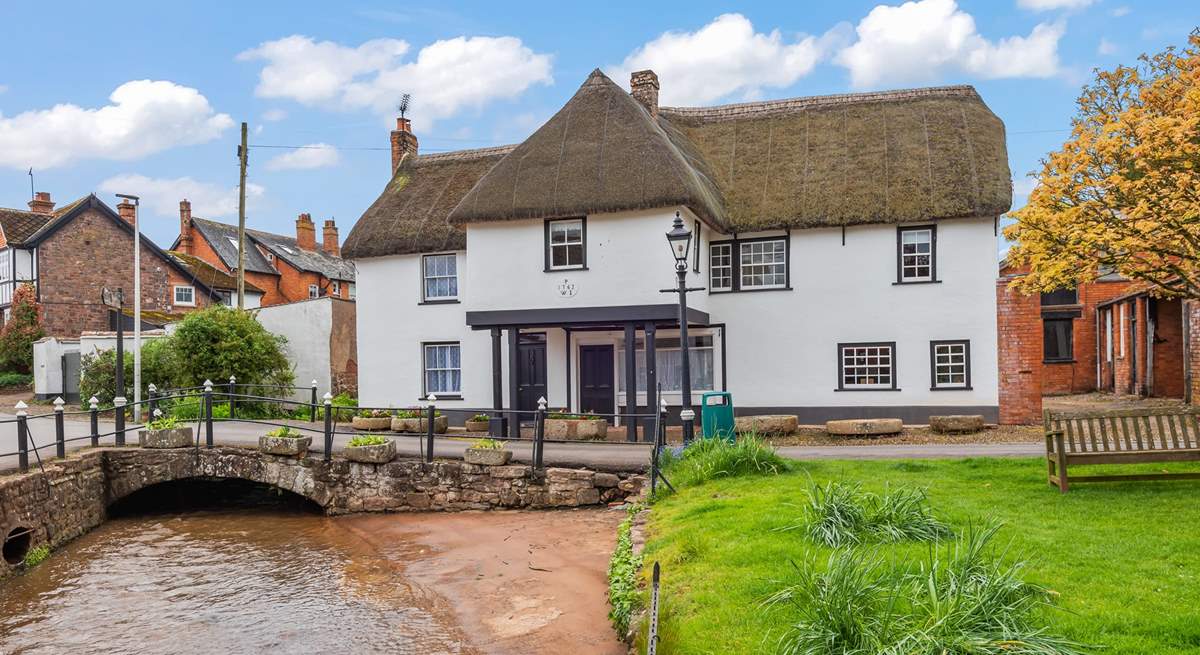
[0,446,645,577]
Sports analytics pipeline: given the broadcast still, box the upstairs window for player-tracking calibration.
[0,249,10,282]
[308,284,319,298]
[740,239,787,289]
[422,254,458,300]
[545,218,586,270]
[330,280,340,296]
[1041,288,1078,306]
[710,243,732,291]
[173,285,195,306]
[838,342,897,390]
[897,226,936,283]
[348,283,357,300]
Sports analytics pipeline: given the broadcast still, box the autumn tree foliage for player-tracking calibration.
[0,283,45,373]
[1005,32,1200,297]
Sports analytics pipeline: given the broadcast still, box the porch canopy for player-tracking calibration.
[466,303,710,441]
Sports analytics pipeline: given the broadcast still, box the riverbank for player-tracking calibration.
[343,508,627,654]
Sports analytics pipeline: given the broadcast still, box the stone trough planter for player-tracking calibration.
[929,414,986,434]
[258,434,311,456]
[351,416,393,431]
[138,427,193,449]
[545,418,608,441]
[464,447,512,466]
[344,440,397,464]
[734,414,799,436]
[391,416,448,434]
[826,418,903,436]
[464,419,490,433]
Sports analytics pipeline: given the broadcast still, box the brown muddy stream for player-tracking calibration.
[0,488,474,654]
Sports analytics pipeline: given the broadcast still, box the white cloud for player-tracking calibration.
[1017,0,1093,10]
[836,0,1065,88]
[237,34,552,126]
[264,143,340,171]
[0,80,232,170]
[1111,6,1131,17]
[1098,38,1118,55]
[98,174,264,219]
[262,108,287,122]
[610,14,847,106]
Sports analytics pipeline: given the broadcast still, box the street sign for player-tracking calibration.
[101,287,123,309]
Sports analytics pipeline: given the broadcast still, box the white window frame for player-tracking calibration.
[710,242,732,291]
[930,340,971,390]
[423,342,462,396]
[546,218,585,270]
[0,249,10,283]
[898,226,936,283]
[422,253,459,301]
[330,280,340,296]
[1119,302,1126,357]
[173,285,196,307]
[308,284,319,298]
[838,342,897,391]
[738,239,787,290]
[618,335,716,393]
[348,283,356,300]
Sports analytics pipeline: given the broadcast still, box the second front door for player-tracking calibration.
[578,345,615,419]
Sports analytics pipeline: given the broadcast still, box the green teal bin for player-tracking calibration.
[700,392,735,441]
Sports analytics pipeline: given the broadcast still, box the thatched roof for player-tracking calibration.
[343,145,515,258]
[346,75,1011,259]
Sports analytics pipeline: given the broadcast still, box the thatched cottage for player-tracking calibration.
[344,69,1012,435]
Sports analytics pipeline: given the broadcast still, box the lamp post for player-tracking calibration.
[665,212,696,443]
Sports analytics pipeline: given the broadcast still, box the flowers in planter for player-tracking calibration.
[357,408,393,419]
[547,410,599,420]
[471,437,505,450]
[465,437,512,465]
[348,434,389,447]
[259,424,311,455]
[266,426,304,439]
[146,415,180,431]
[471,414,490,422]
[395,408,442,418]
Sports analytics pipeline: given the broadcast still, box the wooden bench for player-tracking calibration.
[1044,407,1200,492]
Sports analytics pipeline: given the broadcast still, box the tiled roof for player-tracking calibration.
[191,216,355,281]
[168,250,264,293]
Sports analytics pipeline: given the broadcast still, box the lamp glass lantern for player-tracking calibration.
[666,212,692,266]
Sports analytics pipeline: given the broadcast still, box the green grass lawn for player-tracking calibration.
[641,458,1200,654]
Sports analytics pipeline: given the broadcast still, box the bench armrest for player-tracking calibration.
[1044,430,1063,437]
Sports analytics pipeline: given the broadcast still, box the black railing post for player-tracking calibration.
[89,396,99,447]
[54,396,65,459]
[534,396,546,470]
[425,394,437,464]
[147,384,157,418]
[203,379,214,448]
[323,392,333,461]
[114,395,127,446]
[15,401,28,472]
[228,375,237,420]
[310,380,318,423]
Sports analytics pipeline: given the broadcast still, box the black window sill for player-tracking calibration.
[834,388,902,392]
[419,395,462,401]
[1043,359,1076,364]
[892,280,942,286]
[711,286,792,294]
[419,299,460,305]
[930,386,974,391]
[544,266,589,273]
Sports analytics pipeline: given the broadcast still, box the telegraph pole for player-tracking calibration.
[236,121,248,309]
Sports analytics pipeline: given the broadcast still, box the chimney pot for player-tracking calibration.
[28,191,55,214]
[391,117,419,174]
[296,212,317,251]
[117,199,136,224]
[322,219,340,257]
[630,70,660,118]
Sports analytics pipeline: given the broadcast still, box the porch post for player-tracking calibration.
[624,322,638,442]
[507,328,520,439]
[490,328,503,411]
[644,322,657,443]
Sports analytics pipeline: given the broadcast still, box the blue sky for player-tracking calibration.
[0,0,1195,253]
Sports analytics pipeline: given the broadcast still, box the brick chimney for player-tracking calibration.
[178,199,193,254]
[630,70,660,118]
[27,191,54,214]
[390,117,418,173]
[116,198,136,224]
[295,213,317,251]
[322,219,340,257]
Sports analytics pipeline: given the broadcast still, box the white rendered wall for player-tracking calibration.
[253,298,333,400]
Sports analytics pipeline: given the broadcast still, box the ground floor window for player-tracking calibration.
[618,335,714,393]
[423,342,461,395]
[1044,318,1073,362]
[838,342,896,390]
[930,340,971,389]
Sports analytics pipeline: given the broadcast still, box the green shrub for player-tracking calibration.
[22,544,50,568]
[0,283,43,373]
[266,426,303,438]
[657,435,788,491]
[607,505,644,637]
[357,408,392,418]
[169,307,293,390]
[791,481,949,547]
[470,413,489,422]
[146,415,180,431]
[348,434,389,447]
[163,393,230,421]
[0,371,32,388]
[307,392,356,421]
[470,437,505,450]
[766,523,1088,655]
[79,339,179,408]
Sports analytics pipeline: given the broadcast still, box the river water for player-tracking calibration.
[0,505,474,654]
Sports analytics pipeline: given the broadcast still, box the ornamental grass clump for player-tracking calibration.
[766,523,1089,655]
[658,434,788,491]
[266,426,303,439]
[146,415,180,431]
[792,481,949,547]
[470,437,505,450]
[348,434,389,447]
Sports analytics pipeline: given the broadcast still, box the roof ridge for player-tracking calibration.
[661,85,980,120]
[415,144,518,163]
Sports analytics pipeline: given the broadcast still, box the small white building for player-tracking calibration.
[344,70,1012,437]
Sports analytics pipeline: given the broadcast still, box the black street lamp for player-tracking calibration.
[665,211,697,443]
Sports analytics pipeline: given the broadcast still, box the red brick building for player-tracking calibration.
[0,193,225,337]
[171,201,355,307]
[998,260,1191,423]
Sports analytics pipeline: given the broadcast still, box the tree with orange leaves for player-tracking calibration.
[1005,31,1200,297]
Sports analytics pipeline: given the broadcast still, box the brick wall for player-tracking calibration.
[37,207,175,337]
[1151,298,1185,399]
[1041,280,1133,395]
[1188,300,1200,404]
[329,298,358,395]
[996,278,1042,424]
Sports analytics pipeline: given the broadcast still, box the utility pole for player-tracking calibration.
[236,121,248,309]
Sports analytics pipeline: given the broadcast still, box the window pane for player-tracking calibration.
[1043,319,1073,361]
[840,344,894,388]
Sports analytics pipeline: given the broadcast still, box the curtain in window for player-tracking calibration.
[424,255,458,298]
[618,346,714,392]
[424,344,461,393]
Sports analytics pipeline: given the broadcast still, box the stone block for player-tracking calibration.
[258,435,311,456]
[593,472,620,488]
[929,414,986,434]
[343,440,396,464]
[825,418,903,436]
[489,465,529,479]
[463,448,511,466]
[734,414,798,436]
[137,427,193,449]
[544,418,608,440]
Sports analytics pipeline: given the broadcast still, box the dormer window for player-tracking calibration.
[545,218,586,271]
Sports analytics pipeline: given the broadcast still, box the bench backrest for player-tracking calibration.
[1044,407,1200,453]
